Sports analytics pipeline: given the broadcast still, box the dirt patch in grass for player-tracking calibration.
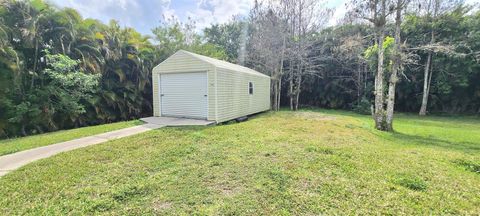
[293,111,336,121]
[217,185,242,197]
[152,200,173,211]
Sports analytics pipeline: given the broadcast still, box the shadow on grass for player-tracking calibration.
[299,108,480,125]
[391,132,480,153]
[296,107,368,118]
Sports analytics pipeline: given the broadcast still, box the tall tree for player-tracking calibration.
[248,1,288,111]
[354,0,393,130]
[418,0,439,115]
[385,0,409,131]
[417,0,461,115]
[283,0,331,111]
[204,19,246,63]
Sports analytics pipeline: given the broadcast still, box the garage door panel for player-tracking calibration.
[160,72,207,119]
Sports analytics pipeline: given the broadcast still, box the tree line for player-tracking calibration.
[0,0,478,137]
[244,0,479,131]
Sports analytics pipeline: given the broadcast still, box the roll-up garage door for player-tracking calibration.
[160,72,208,119]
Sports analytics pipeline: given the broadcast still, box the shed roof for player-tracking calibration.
[178,50,270,78]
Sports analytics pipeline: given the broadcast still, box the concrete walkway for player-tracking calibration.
[0,123,163,177]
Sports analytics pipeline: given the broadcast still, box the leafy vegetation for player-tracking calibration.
[453,159,480,174]
[300,6,480,114]
[0,120,141,156]
[392,174,428,191]
[0,0,226,138]
[0,110,478,214]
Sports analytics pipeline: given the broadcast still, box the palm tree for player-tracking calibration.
[88,21,155,122]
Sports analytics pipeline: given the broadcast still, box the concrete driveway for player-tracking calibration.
[0,124,163,177]
[0,117,214,177]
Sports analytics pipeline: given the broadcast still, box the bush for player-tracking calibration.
[353,97,372,115]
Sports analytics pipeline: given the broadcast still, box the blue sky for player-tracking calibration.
[48,0,348,35]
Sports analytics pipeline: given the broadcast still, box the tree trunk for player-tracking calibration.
[20,124,27,137]
[294,77,301,111]
[357,62,361,104]
[272,77,278,110]
[427,59,434,99]
[31,38,39,89]
[419,1,437,116]
[60,35,66,55]
[386,79,397,131]
[273,76,281,111]
[374,29,386,130]
[294,88,299,111]
[386,0,403,131]
[294,68,302,111]
[277,36,286,111]
[277,78,281,110]
[419,52,432,116]
[289,73,294,110]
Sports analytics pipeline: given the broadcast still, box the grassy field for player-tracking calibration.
[0,120,143,156]
[0,110,479,215]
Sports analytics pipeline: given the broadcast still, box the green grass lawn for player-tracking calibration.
[0,120,143,156]
[0,110,479,214]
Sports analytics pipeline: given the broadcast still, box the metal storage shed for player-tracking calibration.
[152,50,271,123]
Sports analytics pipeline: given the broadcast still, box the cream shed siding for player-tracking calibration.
[152,50,270,123]
[216,67,270,122]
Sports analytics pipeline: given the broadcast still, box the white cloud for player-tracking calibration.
[181,0,254,31]
[465,0,480,5]
[162,7,178,21]
[326,0,348,26]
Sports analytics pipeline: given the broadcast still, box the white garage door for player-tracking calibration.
[160,72,208,119]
